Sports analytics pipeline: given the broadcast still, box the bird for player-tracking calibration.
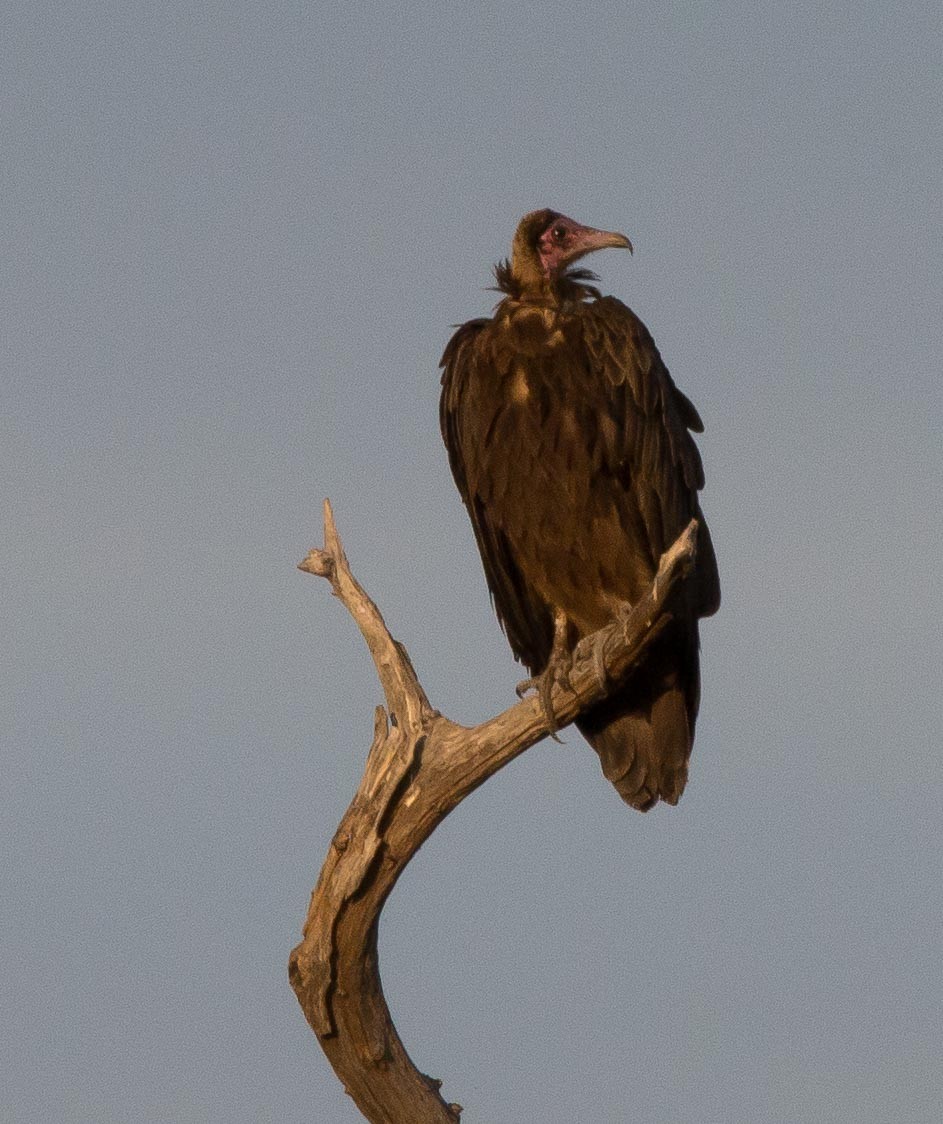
[439,209,720,811]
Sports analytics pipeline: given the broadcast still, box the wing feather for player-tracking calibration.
[440,318,554,670]
[579,296,718,612]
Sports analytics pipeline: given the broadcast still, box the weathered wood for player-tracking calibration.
[289,500,699,1123]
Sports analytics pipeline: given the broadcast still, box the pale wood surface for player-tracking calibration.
[289,500,699,1123]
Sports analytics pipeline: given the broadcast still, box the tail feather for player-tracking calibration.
[576,685,693,811]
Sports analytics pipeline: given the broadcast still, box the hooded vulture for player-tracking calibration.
[440,210,720,811]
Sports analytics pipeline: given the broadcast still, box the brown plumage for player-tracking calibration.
[440,210,720,810]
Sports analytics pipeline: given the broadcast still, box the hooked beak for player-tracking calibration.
[570,224,634,259]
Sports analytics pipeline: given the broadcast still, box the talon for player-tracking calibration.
[517,668,563,738]
[516,675,537,700]
[538,670,565,743]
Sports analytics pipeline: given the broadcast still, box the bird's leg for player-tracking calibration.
[516,610,574,742]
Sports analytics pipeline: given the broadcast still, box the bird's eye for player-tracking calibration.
[553,225,567,241]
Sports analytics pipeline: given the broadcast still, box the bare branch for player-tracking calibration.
[298,499,433,731]
[289,507,699,1123]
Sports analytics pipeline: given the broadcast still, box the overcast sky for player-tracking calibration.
[3,2,941,1122]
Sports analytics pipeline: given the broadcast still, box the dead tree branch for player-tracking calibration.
[289,499,699,1124]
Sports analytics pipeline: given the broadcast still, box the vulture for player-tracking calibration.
[439,209,720,811]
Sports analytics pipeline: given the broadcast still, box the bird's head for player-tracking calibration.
[507,209,633,295]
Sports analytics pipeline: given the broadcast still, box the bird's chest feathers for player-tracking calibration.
[492,305,573,410]
[472,307,600,505]
[508,363,531,404]
[502,304,568,356]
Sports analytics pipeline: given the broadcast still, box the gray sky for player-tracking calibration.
[3,2,941,1121]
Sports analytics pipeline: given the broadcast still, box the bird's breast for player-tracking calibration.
[500,304,568,356]
[509,363,530,404]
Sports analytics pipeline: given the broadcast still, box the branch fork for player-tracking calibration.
[290,500,699,1123]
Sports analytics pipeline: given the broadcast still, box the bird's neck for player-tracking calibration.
[493,261,561,305]
[511,254,555,301]
[494,258,598,306]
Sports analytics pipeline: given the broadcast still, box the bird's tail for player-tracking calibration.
[576,680,694,812]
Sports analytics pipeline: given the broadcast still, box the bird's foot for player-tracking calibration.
[516,650,575,743]
[591,598,635,693]
[591,632,609,693]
